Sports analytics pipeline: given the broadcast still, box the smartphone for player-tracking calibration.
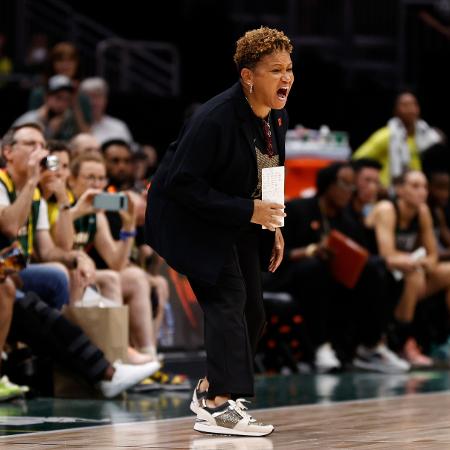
[93,193,128,211]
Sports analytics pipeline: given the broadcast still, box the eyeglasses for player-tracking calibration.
[12,140,48,150]
[80,174,108,184]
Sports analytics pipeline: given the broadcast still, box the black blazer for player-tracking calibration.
[145,82,288,284]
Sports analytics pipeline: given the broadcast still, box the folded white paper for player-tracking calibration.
[262,166,285,229]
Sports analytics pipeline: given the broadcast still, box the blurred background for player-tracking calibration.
[1,0,449,154]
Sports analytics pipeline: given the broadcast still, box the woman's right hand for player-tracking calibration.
[387,254,421,273]
[250,200,286,231]
[71,188,102,219]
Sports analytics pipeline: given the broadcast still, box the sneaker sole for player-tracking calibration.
[353,359,410,374]
[0,392,24,401]
[193,421,274,437]
[315,365,341,374]
[101,361,162,398]
[129,383,162,393]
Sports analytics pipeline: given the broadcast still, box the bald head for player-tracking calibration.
[70,133,100,159]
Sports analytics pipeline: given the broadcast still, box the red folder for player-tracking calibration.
[325,229,369,289]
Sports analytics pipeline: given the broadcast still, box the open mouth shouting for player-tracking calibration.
[277,86,289,101]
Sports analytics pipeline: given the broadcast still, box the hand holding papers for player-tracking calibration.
[261,166,285,229]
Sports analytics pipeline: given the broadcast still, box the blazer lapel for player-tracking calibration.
[231,83,257,163]
[272,110,286,165]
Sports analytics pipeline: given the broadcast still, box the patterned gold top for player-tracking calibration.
[252,146,280,199]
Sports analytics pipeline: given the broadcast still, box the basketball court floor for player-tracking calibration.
[1,370,450,448]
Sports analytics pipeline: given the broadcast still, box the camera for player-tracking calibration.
[40,155,60,171]
[93,193,128,211]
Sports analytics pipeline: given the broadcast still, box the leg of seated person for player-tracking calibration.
[392,270,433,366]
[95,269,155,365]
[421,262,450,309]
[95,270,122,303]
[353,257,389,348]
[350,258,411,373]
[0,278,15,368]
[10,291,110,384]
[287,257,342,371]
[287,256,333,348]
[120,266,156,358]
[9,291,159,397]
[395,270,426,323]
[147,274,169,339]
[19,263,70,310]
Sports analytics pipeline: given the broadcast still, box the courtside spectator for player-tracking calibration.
[353,92,441,187]
[80,77,133,145]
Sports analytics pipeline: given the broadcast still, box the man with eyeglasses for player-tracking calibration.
[0,125,162,396]
[0,123,96,309]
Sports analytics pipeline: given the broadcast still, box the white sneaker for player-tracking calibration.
[190,378,208,414]
[315,342,341,372]
[353,344,411,374]
[195,399,274,437]
[0,375,29,401]
[99,360,160,398]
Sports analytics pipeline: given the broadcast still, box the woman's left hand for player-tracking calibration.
[268,228,284,273]
[119,191,137,230]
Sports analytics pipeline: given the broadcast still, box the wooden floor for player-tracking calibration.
[2,391,450,449]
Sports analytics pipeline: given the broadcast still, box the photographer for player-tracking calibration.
[0,123,95,309]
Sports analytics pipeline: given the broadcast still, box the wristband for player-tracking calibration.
[119,229,137,240]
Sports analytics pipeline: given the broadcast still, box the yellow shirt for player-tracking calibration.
[47,190,75,227]
[352,126,422,187]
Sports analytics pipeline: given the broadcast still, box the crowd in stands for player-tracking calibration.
[0,40,189,402]
[264,90,450,374]
[1,38,450,403]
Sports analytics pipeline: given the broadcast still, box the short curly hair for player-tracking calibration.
[234,27,293,72]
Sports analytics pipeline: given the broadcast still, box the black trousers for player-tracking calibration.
[286,255,389,360]
[9,292,110,384]
[188,225,266,399]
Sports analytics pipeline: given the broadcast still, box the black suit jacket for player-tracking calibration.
[145,82,288,284]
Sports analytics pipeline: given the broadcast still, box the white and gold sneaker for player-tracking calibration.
[194,398,274,437]
[190,378,208,414]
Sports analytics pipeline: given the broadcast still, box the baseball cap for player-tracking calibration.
[47,74,74,94]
